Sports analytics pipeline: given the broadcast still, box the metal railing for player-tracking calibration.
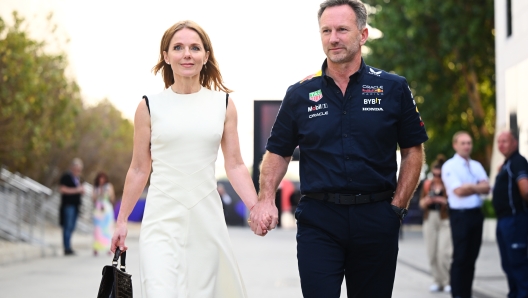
[0,167,93,245]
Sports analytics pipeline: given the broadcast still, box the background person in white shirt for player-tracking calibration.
[441,131,490,298]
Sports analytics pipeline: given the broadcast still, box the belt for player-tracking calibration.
[449,207,482,213]
[302,190,394,205]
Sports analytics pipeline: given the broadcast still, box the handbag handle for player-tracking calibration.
[112,248,127,272]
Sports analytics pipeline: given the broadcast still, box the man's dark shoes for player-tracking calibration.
[64,249,76,256]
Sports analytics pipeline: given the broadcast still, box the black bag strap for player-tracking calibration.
[226,93,229,108]
[143,95,150,114]
[112,248,127,272]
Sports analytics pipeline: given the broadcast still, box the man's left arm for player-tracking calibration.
[392,144,424,208]
[518,179,528,201]
[512,157,528,201]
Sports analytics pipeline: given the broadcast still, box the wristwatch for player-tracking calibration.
[391,205,408,221]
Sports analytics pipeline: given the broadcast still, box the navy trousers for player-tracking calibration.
[449,208,483,298]
[496,212,528,298]
[295,197,401,298]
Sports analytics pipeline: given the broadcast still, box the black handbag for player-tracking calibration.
[97,248,133,298]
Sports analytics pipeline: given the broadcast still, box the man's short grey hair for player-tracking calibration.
[71,157,83,169]
[318,0,368,29]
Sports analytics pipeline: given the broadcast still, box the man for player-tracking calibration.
[59,158,84,256]
[442,131,490,298]
[492,131,528,298]
[249,0,428,296]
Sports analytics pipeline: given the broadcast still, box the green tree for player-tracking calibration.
[364,0,495,169]
[0,11,82,179]
[0,12,134,196]
[73,100,134,197]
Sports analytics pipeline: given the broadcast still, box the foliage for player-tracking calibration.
[364,0,496,170]
[0,12,133,196]
[481,198,496,218]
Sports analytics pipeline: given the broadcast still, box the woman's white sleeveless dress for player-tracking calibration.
[139,87,247,298]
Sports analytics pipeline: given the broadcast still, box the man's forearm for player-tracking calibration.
[59,186,81,195]
[258,151,291,202]
[392,144,424,208]
[454,181,490,197]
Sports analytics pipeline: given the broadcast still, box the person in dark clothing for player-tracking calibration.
[59,158,84,256]
[493,131,528,298]
[248,1,428,296]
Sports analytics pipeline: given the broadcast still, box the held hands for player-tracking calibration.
[249,200,279,236]
[110,221,128,253]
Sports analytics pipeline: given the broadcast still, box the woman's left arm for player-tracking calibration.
[221,96,259,210]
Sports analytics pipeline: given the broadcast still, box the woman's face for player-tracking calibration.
[98,176,106,185]
[163,28,209,80]
[432,168,441,179]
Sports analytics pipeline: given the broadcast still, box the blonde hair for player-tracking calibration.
[452,131,471,144]
[152,20,232,93]
[71,157,83,169]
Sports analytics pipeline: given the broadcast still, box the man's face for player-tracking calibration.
[319,5,368,64]
[71,165,82,177]
[497,132,517,158]
[453,133,473,158]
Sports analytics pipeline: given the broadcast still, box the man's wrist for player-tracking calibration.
[391,205,408,220]
[390,198,407,209]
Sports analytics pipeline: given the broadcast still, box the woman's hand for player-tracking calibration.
[111,221,128,253]
[432,196,448,205]
[419,196,433,209]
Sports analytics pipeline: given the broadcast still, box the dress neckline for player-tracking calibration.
[167,86,204,96]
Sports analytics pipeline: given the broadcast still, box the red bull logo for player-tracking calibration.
[362,85,384,94]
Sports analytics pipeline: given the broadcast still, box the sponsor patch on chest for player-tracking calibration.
[362,97,383,111]
[362,85,384,95]
[309,90,323,102]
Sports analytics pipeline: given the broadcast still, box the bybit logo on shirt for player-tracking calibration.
[363,98,382,105]
[308,103,328,112]
[362,85,384,95]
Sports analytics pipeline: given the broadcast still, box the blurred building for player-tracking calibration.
[491,0,528,181]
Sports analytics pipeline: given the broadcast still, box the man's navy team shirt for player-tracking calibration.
[266,59,429,194]
[492,150,528,218]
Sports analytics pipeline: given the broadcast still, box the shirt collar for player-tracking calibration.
[505,150,520,162]
[321,58,366,86]
[453,153,471,164]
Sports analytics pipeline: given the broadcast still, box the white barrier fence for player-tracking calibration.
[0,168,93,245]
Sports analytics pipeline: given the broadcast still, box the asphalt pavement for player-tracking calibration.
[0,223,508,298]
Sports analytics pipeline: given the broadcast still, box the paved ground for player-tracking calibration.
[0,224,508,298]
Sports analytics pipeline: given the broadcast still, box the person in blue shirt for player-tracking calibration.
[248,0,428,297]
[493,131,528,298]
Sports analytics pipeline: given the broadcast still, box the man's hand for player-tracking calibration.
[475,181,490,194]
[249,200,278,236]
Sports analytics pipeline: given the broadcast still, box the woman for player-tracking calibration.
[92,172,115,256]
[419,155,452,293]
[111,20,268,297]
